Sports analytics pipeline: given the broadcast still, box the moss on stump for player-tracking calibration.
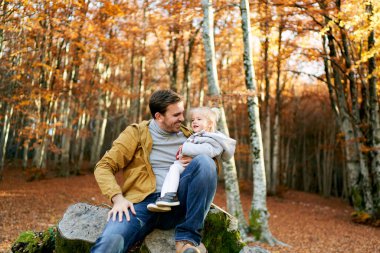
[202,204,245,253]
[11,227,56,253]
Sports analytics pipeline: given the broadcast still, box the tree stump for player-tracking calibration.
[51,202,265,253]
[56,203,109,253]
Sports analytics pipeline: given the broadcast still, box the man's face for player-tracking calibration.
[155,102,185,133]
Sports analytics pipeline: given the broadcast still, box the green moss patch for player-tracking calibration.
[202,211,245,253]
[249,209,262,240]
[11,227,56,253]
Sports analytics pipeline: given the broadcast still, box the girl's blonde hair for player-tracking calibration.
[190,107,220,132]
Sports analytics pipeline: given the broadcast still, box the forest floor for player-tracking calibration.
[0,167,379,253]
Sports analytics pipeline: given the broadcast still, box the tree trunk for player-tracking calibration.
[90,105,102,168]
[326,28,372,212]
[0,1,8,56]
[366,1,380,214]
[316,130,322,194]
[137,2,147,122]
[183,26,201,121]
[201,0,248,236]
[270,16,284,195]
[283,137,291,187]
[0,104,14,180]
[77,113,89,172]
[339,14,373,214]
[262,0,271,190]
[323,127,334,197]
[60,99,72,176]
[302,134,309,191]
[94,91,111,166]
[22,139,30,170]
[240,0,284,245]
[32,94,53,171]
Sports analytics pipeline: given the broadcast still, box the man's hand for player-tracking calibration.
[108,193,136,222]
[180,155,192,167]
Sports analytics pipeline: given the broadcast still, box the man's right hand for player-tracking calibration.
[107,193,136,222]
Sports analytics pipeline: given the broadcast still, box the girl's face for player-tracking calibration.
[191,112,212,133]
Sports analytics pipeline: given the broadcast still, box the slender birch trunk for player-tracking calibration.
[93,91,112,167]
[60,100,71,176]
[22,138,30,170]
[302,133,309,191]
[137,2,147,122]
[170,27,179,92]
[0,1,7,57]
[271,100,280,193]
[90,105,102,168]
[316,130,322,193]
[284,137,291,186]
[137,54,145,122]
[270,16,284,195]
[58,42,71,175]
[323,126,334,197]
[129,37,136,121]
[0,104,14,180]
[366,1,380,214]
[77,112,89,172]
[31,95,49,170]
[262,0,271,189]
[240,0,284,245]
[201,0,248,236]
[264,106,271,189]
[183,26,201,121]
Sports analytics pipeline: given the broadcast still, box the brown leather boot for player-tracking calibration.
[175,240,201,253]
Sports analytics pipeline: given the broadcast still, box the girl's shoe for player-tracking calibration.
[156,192,180,206]
[175,240,202,253]
[147,203,171,212]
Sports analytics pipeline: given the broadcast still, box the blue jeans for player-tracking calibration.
[90,154,217,253]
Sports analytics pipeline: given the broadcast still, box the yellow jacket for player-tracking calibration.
[94,120,193,203]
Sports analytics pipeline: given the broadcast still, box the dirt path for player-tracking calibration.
[0,168,379,253]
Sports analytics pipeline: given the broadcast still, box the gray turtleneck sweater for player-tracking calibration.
[149,120,187,192]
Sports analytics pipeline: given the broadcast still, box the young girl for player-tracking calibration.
[147,107,236,212]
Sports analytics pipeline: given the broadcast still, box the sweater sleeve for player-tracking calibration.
[181,139,223,158]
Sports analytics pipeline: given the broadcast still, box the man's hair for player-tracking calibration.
[149,89,182,119]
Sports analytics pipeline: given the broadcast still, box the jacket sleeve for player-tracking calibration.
[94,125,139,201]
[181,139,223,158]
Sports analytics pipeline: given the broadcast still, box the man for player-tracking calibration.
[91,89,218,253]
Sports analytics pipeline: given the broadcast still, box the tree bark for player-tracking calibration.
[201,0,248,237]
[0,104,14,180]
[366,0,380,214]
[137,1,147,122]
[270,16,284,195]
[240,0,284,245]
[338,9,373,214]
[326,26,372,212]
[183,26,201,121]
[262,0,271,191]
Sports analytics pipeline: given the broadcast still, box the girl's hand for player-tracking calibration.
[180,155,192,167]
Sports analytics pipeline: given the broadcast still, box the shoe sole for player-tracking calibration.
[183,249,200,253]
[156,201,180,207]
[147,204,171,212]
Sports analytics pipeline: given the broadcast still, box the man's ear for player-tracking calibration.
[155,112,162,121]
